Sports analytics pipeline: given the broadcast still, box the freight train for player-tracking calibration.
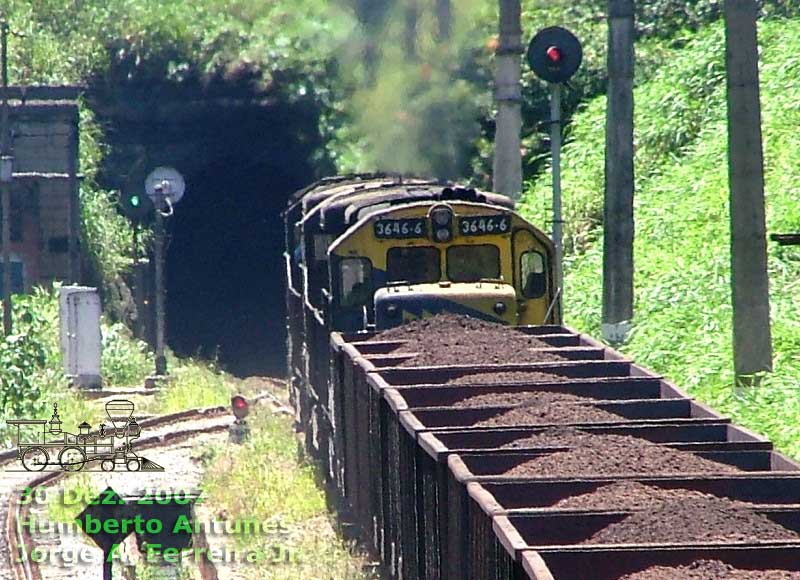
[284,174,800,580]
[284,173,559,399]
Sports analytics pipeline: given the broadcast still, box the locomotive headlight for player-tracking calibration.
[493,302,507,315]
[431,207,452,226]
[386,304,399,317]
[435,228,452,243]
[429,205,453,243]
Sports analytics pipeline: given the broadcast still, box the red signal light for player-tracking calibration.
[546,46,562,64]
[231,395,249,420]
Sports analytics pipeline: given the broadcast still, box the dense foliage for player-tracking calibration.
[521,18,800,457]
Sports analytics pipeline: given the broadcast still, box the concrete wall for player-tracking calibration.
[3,87,81,290]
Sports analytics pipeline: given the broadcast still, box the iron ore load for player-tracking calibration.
[284,174,800,580]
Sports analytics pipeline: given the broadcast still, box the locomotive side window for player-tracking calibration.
[387,247,440,284]
[447,245,500,282]
[521,251,546,298]
[340,258,373,307]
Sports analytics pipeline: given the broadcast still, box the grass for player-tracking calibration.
[520,18,800,457]
[0,284,233,451]
[202,407,376,579]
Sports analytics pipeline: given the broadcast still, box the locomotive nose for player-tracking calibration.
[374,281,517,329]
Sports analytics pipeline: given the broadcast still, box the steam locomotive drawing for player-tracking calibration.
[8,400,162,472]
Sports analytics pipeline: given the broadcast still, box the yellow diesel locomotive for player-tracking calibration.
[283,174,560,465]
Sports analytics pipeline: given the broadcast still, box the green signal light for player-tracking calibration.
[130,195,141,208]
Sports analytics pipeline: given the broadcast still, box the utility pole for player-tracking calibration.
[601,0,635,344]
[0,20,13,336]
[436,0,451,41]
[403,0,418,61]
[493,0,523,199]
[724,0,772,389]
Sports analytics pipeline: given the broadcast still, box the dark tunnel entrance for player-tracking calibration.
[92,76,331,376]
[166,153,301,377]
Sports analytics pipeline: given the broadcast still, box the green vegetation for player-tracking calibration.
[521,18,800,457]
[202,407,375,579]
[0,285,231,445]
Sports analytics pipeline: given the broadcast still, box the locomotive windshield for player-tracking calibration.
[387,246,440,284]
[447,244,500,282]
[340,258,373,307]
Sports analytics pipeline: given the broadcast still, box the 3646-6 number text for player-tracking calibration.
[458,215,511,236]
[374,218,426,239]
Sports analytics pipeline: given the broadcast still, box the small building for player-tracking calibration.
[2,86,81,294]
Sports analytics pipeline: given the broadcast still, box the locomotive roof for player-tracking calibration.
[287,172,401,204]
[295,178,435,231]
[299,181,513,234]
[321,185,514,232]
[284,173,409,217]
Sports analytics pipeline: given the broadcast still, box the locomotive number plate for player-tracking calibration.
[374,218,427,239]
[459,214,511,236]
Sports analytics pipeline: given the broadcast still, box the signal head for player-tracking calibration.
[231,395,249,421]
[119,188,154,221]
[527,27,583,84]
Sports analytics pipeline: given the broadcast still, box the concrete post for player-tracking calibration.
[724,0,772,388]
[436,0,451,41]
[601,0,635,344]
[404,0,418,61]
[493,0,523,200]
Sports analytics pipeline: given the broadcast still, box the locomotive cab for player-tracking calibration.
[328,200,559,331]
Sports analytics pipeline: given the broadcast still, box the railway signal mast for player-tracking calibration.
[527,27,583,306]
[120,167,184,381]
[145,167,185,379]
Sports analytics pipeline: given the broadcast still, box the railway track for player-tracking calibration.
[294,317,800,580]
[3,389,284,580]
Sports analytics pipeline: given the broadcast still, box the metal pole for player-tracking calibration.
[493,0,523,199]
[153,186,167,375]
[102,556,112,580]
[131,223,143,340]
[1,21,12,336]
[549,83,564,301]
[725,0,772,390]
